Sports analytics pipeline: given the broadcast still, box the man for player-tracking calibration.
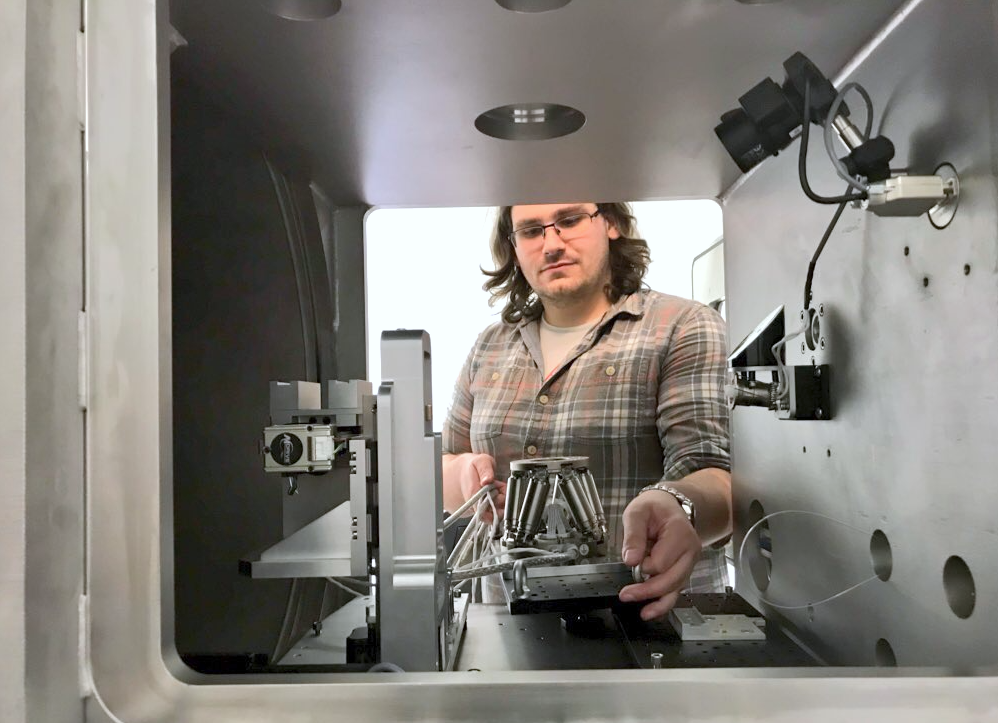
[441,202,731,621]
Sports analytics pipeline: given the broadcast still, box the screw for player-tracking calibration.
[800,342,806,354]
[800,310,806,320]
[818,304,824,316]
[650,652,664,669]
[813,367,822,378]
[819,338,826,350]
[815,408,824,419]
[964,264,971,275]
[312,620,322,636]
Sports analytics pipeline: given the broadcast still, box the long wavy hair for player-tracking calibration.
[483,202,651,324]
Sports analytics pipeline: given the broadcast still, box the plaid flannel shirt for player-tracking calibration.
[443,289,731,592]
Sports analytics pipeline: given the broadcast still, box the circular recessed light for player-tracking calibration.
[259,0,342,21]
[495,0,572,12]
[475,103,585,141]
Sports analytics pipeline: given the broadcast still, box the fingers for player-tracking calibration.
[619,546,696,603]
[636,591,680,621]
[620,502,652,567]
[470,454,496,488]
[618,498,700,620]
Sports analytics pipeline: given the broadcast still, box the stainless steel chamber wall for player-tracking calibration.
[16,0,996,722]
[724,0,998,668]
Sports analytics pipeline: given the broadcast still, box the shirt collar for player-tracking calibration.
[516,290,647,333]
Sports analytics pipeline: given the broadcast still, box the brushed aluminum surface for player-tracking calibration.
[724,0,998,670]
[78,0,998,721]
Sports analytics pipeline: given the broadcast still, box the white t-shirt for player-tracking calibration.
[539,317,593,379]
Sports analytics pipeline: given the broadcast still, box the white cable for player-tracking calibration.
[447,515,482,567]
[453,547,554,572]
[451,551,577,581]
[325,577,368,599]
[823,81,874,194]
[737,509,879,611]
[443,482,497,530]
[771,318,808,401]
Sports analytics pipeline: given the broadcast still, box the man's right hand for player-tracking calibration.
[442,453,504,522]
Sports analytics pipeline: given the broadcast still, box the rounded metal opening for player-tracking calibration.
[929,163,960,230]
[746,500,772,592]
[870,529,892,582]
[943,555,976,619]
[259,0,342,21]
[475,103,586,141]
[804,307,820,351]
[875,638,897,667]
[495,0,572,12]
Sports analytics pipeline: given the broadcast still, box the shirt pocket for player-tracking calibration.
[469,363,525,443]
[567,355,655,441]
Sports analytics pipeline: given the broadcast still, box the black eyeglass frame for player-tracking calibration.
[508,209,602,248]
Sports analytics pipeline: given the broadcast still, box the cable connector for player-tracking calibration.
[862,174,957,217]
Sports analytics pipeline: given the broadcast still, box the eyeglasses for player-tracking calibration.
[509,210,601,248]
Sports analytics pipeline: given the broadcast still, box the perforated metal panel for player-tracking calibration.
[724,0,998,669]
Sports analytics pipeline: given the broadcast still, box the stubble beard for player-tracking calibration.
[535,255,612,310]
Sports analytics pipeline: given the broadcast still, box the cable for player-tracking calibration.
[443,483,497,530]
[451,549,577,581]
[798,80,868,205]
[453,547,554,572]
[823,81,874,193]
[737,509,880,611]
[770,317,808,402]
[325,577,368,599]
[803,197,849,310]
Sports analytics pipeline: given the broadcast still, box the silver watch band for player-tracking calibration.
[639,483,696,527]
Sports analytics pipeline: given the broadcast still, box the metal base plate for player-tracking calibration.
[458,592,818,671]
[503,563,634,615]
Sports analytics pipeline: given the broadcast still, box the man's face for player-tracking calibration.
[510,202,619,308]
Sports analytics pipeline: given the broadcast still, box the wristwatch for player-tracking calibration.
[639,483,696,528]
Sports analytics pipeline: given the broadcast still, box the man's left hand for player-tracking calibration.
[617,490,701,620]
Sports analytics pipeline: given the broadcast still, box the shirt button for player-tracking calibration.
[538,394,549,405]
[491,372,500,381]
[605,365,616,377]
[526,445,537,456]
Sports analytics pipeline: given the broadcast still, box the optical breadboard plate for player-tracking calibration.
[506,569,635,615]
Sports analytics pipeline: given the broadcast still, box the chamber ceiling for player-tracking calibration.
[169,0,908,206]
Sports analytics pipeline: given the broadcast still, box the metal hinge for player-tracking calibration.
[76,30,86,130]
[78,311,88,410]
[78,594,93,698]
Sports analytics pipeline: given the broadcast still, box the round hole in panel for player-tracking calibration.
[870,529,893,581]
[259,0,342,20]
[475,103,586,141]
[495,0,572,11]
[746,500,772,592]
[943,556,976,619]
[875,638,897,667]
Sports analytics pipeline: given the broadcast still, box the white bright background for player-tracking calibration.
[365,201,722,431]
